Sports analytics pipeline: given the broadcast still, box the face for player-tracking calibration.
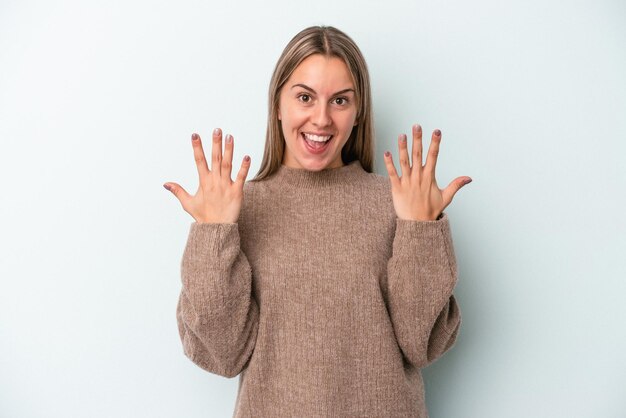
[278,54,358,171]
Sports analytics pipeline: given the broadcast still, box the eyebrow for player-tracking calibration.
[290,83,355,96]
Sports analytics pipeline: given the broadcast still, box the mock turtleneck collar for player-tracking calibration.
[270,160,365,188]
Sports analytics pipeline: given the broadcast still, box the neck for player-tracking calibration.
[269,160,364,188]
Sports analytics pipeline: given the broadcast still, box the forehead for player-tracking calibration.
[287,54,354,90]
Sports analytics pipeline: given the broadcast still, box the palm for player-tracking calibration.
[163,129,251,223]
[383,124,471,221]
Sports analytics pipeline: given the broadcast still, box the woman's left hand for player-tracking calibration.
[383,124,472,221]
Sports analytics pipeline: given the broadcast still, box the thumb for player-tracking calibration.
[441,176,472,206]
[163,182,191,206]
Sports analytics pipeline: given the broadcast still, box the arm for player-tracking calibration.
[164,129,256,377]
[386,212,461,369]
[176,222,259,378]
[381,123,469,368]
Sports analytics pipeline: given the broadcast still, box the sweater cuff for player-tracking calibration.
[394,212,449,239]
[391,213,457,276]
[183,222,240,268]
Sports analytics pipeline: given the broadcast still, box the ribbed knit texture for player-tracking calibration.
[176,159,461,418]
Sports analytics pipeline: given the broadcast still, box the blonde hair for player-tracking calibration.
[250,26,375,182]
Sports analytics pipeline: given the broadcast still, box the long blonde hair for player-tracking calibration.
[250,26,375,182]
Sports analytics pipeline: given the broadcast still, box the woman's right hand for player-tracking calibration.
[163,128,251,224]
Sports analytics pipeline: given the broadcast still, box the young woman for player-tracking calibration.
[164,25,471,417]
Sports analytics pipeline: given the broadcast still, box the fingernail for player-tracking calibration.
[163,184,171,191]
[214,128,221,135]
[244,155,250,162]
[434,129,441,136]
[414,124,421,132]
[464,178,472,184]
[384,151,390,157]
[399,135,407,142]
[191,133,199,141]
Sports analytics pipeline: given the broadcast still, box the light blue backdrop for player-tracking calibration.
[1,0,625,417]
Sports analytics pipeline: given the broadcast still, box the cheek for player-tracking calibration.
[340,111,358,130]
[283,109,307,128]
[277,95,288,121]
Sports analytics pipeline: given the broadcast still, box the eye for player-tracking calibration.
[298,94,311,103]
[333,97,349,106]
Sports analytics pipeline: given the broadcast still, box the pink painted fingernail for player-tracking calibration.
[225,134,232,143]
[244,155,250,162]
[214,128,221,135]
[434,129,441,136]
[191,133,199,141]
[384,151,390,157]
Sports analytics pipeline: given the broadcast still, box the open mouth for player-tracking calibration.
[301,132,333,153]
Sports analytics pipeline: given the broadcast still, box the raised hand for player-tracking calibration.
[383,124,472,221]
[163,128,251,224]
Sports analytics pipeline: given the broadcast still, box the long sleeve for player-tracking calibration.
[386,212,461,369]
[176,222,259,378]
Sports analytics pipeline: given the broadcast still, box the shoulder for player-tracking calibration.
[369,171,391,189]
[234,181,257,226]
[351,169,395,213]
[243,179,255,195]
[359,170,392,197]
[242,178,266,203]
[240,178,273,215]
[351,170,397,229]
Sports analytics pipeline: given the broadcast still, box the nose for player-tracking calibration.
[312,103,332,128]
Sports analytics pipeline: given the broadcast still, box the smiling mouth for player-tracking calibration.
[301,132,334,154]
[302,132,333,142]
[301,132,333,152]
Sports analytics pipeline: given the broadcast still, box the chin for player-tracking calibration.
[301,160,330,171]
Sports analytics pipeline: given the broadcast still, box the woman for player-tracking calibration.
[164,25,471,417]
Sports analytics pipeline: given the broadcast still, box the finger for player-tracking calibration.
[163,182,191,208]
[211,128,223,175]
[222,133,234,182]
[191,133,210,180]
[383,151,401,188]
[397,133,410,179]
[441,176,472,207]
[411,124,423,177]
[424,129,441,177]
[233,155,252,188]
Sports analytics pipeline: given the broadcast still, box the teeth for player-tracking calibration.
[303,133,332,142]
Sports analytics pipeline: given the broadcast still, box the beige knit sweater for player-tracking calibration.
[176,159,461,417]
